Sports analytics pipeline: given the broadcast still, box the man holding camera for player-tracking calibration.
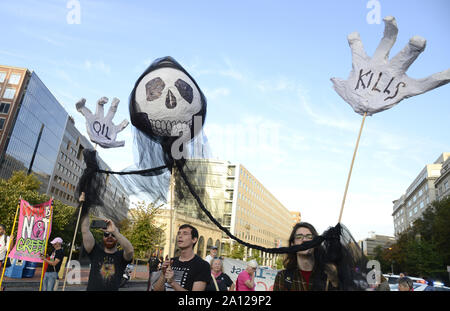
[80,207,134,291]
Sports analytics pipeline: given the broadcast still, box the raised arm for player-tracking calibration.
[244,273,255,289]
[104,219,134,262]
[80,213,95,254]
[79,193,95,253]
[153,258,171,291]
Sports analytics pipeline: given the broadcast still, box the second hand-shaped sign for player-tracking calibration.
[76,96,129,148]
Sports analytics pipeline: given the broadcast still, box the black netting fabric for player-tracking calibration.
[74,149,105,218]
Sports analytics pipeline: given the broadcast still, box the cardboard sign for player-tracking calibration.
[331,16,450,116]
[8,199,53,262]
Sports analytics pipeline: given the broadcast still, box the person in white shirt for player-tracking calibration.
[0,224,13,271]
[204,246,218,265]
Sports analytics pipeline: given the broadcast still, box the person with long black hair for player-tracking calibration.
[273,222,338,291]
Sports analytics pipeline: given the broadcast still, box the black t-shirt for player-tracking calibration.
[85,243,131,291]
[165,255,211,291]
[206,272,233,291]
[50,249,64,274]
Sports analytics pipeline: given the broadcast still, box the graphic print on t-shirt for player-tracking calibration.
[100,256,116,281]
[166,266,190,291]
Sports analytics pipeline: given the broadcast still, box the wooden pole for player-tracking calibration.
[168,166,176,258]
[338,112,367,223]
[39,198,54,291]
[0,198,21,290]
[62,197,84,291]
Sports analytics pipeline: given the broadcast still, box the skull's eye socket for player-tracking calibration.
[175,79,193,104]
[146,77,165,101]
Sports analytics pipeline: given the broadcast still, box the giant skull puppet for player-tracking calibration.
[130,56,207,156]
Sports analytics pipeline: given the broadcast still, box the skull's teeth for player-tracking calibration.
[149,119,193,137]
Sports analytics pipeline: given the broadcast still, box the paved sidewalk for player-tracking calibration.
[2,265,149,288]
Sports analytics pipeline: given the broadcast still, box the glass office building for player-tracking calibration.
[0,71,68,193]
[0,65,130,222]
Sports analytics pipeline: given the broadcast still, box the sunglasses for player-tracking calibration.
[103,232,114,238]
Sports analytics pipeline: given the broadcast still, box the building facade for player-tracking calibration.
[0,64,129,223]
[0,66,29,158]
[49,116,130,223]
[435,156,450,201]
[359,233,396,257]
[291,211,301,225]
[392,152,450,236]
[0,68,68,194]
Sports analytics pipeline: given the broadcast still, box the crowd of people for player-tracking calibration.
[0,216,425,292]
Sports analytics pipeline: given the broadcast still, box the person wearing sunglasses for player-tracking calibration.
[80,208,134,291]
[273,222,338,291]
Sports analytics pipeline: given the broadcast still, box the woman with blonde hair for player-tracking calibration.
[205,258,235,291]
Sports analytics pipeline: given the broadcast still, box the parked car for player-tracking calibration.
[384,274,426,284]
[383,274,449,291]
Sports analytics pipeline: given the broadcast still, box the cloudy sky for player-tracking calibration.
[1,0,449,242]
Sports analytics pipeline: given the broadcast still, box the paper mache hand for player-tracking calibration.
[76,96,129,148]
[331,16,450,116]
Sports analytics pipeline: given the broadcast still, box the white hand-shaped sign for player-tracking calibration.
[331,16,450,116]
[76,97,129,148]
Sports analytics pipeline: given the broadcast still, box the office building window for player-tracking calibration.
[8,74,21,85]
[0,117,5,130]
[3,88,16,99]
[0,72,6,83]
[0,102,10,114]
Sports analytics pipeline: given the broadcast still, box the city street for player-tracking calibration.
[1,265,150,291]
[3,280,148,291]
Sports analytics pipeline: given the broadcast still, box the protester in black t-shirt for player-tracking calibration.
[147,256,161,291]
[40,237,64,291]
[153,224,211,291]
[206,258,234,291]
[81,212,134,291]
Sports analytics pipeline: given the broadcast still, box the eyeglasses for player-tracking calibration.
[103,232,114,238]
[294,234,314,241]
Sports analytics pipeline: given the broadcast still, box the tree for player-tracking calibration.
[248,249,263,265]
[121,200,165,260]
[382,196,450,283]
[229,242,245,260]
[0,171,76,255]
[275,255,284,269]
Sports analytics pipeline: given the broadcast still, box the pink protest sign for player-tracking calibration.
[8,199,53,263]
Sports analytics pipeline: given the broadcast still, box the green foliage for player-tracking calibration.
[229,242,245,260]
[222,242,231,257]
[248,249,263,265]
[378,196,450,282]
[275,255,284,269]
[0,171,76,255]
[121,200,165,259]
